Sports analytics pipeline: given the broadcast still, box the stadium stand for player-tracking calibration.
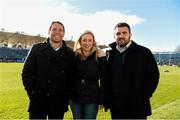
[0,30,108,62]
[153,52,180,66]
[0,30,179,65]
[0,47,28,62]
[0,31,68,62]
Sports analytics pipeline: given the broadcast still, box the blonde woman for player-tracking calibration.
[70,30,107,119]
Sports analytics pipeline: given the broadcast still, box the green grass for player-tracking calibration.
[0,63,27,119]
[0,63,180,119]
[149,66,180,119]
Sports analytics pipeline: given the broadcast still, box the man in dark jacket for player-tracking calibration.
[22,21,74,119]
[105,22,159,119]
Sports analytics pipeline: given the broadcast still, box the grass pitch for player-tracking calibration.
[0,63,180,119]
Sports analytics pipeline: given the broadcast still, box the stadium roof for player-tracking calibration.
[0,31,46,48]
[0,30,108,49]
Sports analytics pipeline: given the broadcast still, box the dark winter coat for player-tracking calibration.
[105,41,159,116]
[22,38,75,112]
[71,51,106,104]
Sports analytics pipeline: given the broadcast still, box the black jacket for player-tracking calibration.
[71,51,106,104]
[105,41,159,116]
[22,38,75,112]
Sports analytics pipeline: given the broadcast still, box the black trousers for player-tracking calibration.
[110,96,147,119]
[29,111,64,120]
[110,110,147,119]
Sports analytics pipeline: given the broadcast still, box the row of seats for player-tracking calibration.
[0,47,29,62]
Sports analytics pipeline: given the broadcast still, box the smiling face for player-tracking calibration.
[48,22,65,43]
[114,26,131,47]
[80,33,94,53]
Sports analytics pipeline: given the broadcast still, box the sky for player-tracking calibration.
[0,0,179,52]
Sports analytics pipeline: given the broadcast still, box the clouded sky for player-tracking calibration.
[0,0,179,52]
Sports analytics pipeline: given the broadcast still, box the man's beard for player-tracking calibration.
[119,43,126,47]
[117,39,127,47]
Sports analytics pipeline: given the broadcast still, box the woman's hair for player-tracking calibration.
[74,30,99,60]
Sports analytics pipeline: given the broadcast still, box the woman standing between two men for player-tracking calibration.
[70,30,107,119]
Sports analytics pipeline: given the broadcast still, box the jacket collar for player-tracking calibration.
[109,40,138,51]
[41,38,67,50]
[75,47,97,61]
[75,46,97,56]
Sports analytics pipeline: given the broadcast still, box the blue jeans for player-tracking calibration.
[70,100,98,119]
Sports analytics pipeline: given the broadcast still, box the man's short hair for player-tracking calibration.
[49,21,65,33]
[114,22,131,33]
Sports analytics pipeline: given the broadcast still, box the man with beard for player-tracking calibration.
[105,22,159,119]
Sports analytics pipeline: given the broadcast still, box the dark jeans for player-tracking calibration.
[70,100,98,119]
[29,111,64,120]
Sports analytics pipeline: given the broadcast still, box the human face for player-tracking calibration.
[80,34,94,53]
[49,23,65,43]
[114,27,131,47]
